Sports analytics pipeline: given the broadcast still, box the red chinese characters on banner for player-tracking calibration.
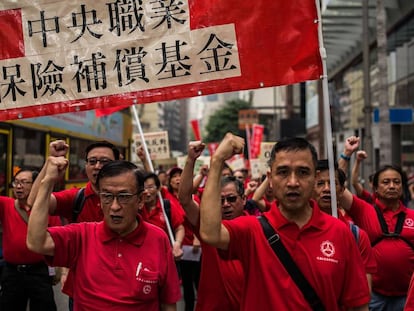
[0,0,322,120]
[250,124,264,159]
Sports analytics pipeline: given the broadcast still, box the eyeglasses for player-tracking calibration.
[12,180,33,187]
[86,157,113,166]
[99,192,138,205]
[221,195,238,205]
[144,185,157,190]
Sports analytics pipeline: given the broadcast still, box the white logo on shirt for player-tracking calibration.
[143,285,152,294]
[405,218,414,227]
[320,240,335,257]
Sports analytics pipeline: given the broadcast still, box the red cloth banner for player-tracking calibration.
[190,119,202,141]
[95,104,131,117]
[0,0,322,120]
[250,124,264,159]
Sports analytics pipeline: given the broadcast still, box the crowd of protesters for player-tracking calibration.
[0,133,414,310]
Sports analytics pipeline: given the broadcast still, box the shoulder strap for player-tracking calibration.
[371,204,412,248]
[394,212,406,235]
[349,223,360,244]
[373,204,389,234]
[257,216,325,311]
[72,188,86,222]
[163,198,171,225]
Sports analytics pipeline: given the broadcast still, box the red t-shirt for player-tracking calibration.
[349,196,414,295]
[358,188,375,204]
[223,200,370,311]
[140,198,184,234]
[53,182,103,223]
[0,196,61,264]
[47,217,181,310]
[338,214,377,274]
[405,273,414,310]
[161,188,196,246]
[262,196,274,212]
[53,182,103,297]
[191,212,247,311]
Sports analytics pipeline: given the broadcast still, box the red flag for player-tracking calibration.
[250,124,264,159]
[95,104,131,117]
[0,0,322,120]
[207,142,219,156]
[190,119,202,141]
[0,9,24,60]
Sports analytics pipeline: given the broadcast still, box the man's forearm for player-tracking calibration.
[27,163,47,207]
[27,176,55,256]
[351,160,364,195]
[199,156,223,245]
[178,157,200,225]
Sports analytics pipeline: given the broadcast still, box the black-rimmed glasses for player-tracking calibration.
[86,157,112,166]
[99,192,138,205]
[11,180,33,187]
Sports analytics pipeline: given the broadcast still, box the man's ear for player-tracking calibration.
[267,171,272,189]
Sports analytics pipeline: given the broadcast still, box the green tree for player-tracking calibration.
[204,98,251,143]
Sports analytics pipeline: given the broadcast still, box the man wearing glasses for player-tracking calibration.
[140,172,185,260]
[27,140,120,309]
[27,158,181,310]
[0,168,60,310]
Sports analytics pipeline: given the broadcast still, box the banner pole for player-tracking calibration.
[245,124,252,167]
[315,0,338,218]
[131,102,176,243]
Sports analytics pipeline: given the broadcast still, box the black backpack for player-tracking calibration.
[72,188,86,222]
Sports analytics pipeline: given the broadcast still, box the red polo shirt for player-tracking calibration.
[338,214,377,274]
[191,213,247,311]
[53,182,103,223]
[0,196,61,264]
[141,198,184,234]
[349,196,414,295]
[405,273,414,310]
[46,216,181,310]
[223,200,370,311]
[53,182,104,297]
[161,188,197,246]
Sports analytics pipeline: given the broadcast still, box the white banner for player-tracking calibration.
[132,131,170,160]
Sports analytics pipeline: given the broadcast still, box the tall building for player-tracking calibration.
[313,1,414,177]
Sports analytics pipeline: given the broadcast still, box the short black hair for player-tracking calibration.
[373,165,405,189]
[316,159,346,187]
[221,176,244,196]
[144,172,161,189]
[96,160,144,194]
[268,137,318,169]
[85,141,120,160]
[14,168,39,182]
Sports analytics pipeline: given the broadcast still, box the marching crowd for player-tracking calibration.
[0,132,414,310]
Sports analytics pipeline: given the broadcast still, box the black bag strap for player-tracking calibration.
[258,216,325,311]
[373,204,406,235]
[371,204,412,249]
[162,198,171,225]
[72,188,86,222]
